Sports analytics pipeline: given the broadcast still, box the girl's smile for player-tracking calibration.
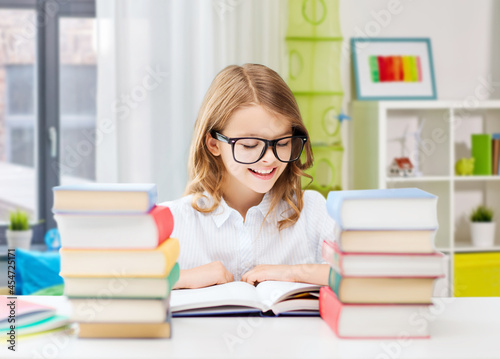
[248,167,277,180]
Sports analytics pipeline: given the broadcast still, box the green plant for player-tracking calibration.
[470,205,494,222]
[8,209,31,231]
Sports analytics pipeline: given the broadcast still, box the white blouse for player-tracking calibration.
[159,190,337,281]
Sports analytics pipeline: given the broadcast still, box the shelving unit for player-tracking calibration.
[351,100,500,296]
[286,0,344,195]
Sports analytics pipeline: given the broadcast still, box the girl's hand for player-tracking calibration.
[173,261,234,289]
[241,265,295,285]
[241,264,330,286]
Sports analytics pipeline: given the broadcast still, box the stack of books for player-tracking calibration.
[53,183,180,338]
[0,298,71,338]
[319,188,445,339]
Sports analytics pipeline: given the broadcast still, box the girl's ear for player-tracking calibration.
[205,132,221,156]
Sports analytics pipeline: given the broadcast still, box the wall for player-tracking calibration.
[339,0,498,188]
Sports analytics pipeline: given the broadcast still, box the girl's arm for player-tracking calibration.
[241,264,329,286]
[173,261,234,289]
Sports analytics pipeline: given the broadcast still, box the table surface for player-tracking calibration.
[1,296,500,359]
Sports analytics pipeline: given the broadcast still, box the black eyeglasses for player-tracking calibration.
[210,131,307,165]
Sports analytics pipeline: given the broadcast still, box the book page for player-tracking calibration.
[170,282,265,313]
[254,281,321,310]
[270,299,319,315]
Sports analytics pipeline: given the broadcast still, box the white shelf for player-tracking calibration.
[454,242,500,253]
[351,99,500,297]
[354,100,500,110]
[454,176,500,182]
[386,176,450,183]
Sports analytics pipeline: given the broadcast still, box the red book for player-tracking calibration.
[385,56,394,81]
[55,205,174,249]
[322,241,445,278]
[377,56,387,81]
[319,286,431,339]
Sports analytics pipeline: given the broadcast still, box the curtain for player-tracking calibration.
[95,0,286,202]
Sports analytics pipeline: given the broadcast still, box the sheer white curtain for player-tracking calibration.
[95,0,286,202]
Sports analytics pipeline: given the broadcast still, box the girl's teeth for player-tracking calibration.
[252,168,273,174]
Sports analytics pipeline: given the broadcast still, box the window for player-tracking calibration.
[0,8,37,229]
[0,0,96,246]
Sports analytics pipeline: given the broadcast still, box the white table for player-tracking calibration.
[1,296,500,359]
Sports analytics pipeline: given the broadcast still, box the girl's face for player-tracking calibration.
[208,105,292,198]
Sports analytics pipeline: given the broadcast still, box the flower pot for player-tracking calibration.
[470,222,496,248]
[6,229,33,250]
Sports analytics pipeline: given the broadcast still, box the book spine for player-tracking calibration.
[319,287,342,337]
[326,192,344,226]
[148,185,158,212]
[150,206,174,246]
[322,241,343,275]
[157,238,180,276]
[472,134,492,175]
[493,139,500,176]
[328,267,342,299]
[166,263,180,294]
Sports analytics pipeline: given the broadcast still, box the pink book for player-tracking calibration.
[322,241,445,278]
[319,286,431,339]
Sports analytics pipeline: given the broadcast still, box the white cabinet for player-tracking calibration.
[351,100,500,295]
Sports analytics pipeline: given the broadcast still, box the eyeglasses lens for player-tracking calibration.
[233,137,304,164]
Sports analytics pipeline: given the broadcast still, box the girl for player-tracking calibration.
[164,63,336,289]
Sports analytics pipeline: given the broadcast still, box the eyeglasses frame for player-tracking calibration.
[210,131,308,165]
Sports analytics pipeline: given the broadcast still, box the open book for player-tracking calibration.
[171,281,321,316]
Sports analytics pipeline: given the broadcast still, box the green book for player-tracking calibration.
[64,262,180,299]
[369,56,379,83]
[409,56,418,82]
[472,134,492,175]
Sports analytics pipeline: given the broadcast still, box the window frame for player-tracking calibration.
[0,0,96,247]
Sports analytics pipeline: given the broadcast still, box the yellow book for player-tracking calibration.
[402,56,412,82]
[78,320,171,338]
[60,238,179,277]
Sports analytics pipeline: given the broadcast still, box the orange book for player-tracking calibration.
[333,229,436,253]
[60,238,179,277]
[492,139,500,175]
[393,56,403,81]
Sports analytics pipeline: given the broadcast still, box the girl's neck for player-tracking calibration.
[221,182,265,221]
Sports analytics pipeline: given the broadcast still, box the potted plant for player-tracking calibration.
[6,209,33,250]
[470,205,495,248]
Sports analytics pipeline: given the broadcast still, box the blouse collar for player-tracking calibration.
[205,191,275,228]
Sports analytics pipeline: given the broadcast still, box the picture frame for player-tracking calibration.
[351,38,437,100]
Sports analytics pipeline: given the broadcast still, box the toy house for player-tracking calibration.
[389,157,414,177]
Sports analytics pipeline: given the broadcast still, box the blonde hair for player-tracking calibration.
[185,64,313,231]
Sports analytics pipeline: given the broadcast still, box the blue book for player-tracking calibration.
[52,183,157,214]
[326,188,438,230]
